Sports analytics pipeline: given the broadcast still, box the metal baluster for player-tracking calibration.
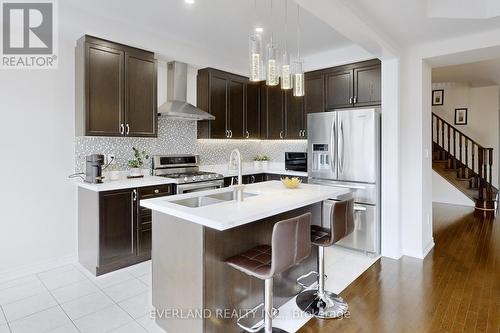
[464,138,468,178]
[459,134,463,177]
[447,125,451,157]
[441,120,445,149]
[471,144,476,187]
[489,149,493,193]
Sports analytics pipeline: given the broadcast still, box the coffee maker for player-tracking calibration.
[85,154,105,184]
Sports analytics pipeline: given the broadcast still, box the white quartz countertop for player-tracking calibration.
[140,181,350,231]
[199,162,308,178]
[75,175,176,192]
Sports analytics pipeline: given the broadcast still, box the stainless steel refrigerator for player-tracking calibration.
[308,108,381,254]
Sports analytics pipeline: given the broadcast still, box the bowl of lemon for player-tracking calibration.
[281,177,302,189]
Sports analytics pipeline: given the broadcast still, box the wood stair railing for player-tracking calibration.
[432,112,497,211]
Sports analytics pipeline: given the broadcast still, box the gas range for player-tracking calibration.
[158,171,223,184]
[152,154,224,186]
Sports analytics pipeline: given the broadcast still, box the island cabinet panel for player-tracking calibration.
[99,189,137,269]
[125,53,158,137]
[197,68,249,139]
[76,35,157,137]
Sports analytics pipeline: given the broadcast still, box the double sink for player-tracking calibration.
[170,190,258,208]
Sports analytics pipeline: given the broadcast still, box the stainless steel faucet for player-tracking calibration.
[229,149,244,201]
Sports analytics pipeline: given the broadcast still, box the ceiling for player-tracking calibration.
[341,0,500,46]
[61,0,352,73]
[432,58,500,87]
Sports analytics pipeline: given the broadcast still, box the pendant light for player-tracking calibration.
[266,0,279,86]
[293,4,305,97]
[249,0,263,82]
[281,0,292,90]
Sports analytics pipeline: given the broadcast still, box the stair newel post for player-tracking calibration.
[478,147,484,200]
[488,149,493,195]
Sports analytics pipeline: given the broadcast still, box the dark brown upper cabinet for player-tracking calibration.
[353,64,382,107]
[325,68,354,109]
[304,59,381,113]
[245,82,261,139]
[285,90,305,139]
[76,35,158,137]
[261,83,285,139]
[197,68,252,139]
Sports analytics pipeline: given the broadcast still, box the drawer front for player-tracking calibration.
[138,184,172,199]
[139,214,152,230]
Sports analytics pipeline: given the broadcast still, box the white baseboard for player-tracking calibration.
[0,253,78,283]
[422,239,435,258]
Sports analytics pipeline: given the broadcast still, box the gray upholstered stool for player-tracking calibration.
[296,198,355,319]
[225,213,312,333]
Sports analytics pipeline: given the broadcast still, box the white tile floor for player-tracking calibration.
[0,247,377,333]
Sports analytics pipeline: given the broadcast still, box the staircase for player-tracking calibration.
[432,113,498,212]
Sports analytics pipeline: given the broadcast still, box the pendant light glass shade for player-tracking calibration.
[266,41,279,86]
[293,59,304,97]
[281,50,292,90]
[249,31,263,82]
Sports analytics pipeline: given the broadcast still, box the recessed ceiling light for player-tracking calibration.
[255,27,264,33]
[185,0,194,4]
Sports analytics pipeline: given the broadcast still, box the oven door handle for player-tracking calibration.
[176,180,224,193]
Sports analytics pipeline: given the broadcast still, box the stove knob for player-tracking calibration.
[207,175,212,179]
[200,175,205,180]
[192,176,197,181]
[183,177,188,182]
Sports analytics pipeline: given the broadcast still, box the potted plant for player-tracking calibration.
[253,155,270,170]
[128,147,149,177]
[260,155,269,169]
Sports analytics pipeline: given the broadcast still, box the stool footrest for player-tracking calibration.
[296,271,328,289]
[237,303,279,333]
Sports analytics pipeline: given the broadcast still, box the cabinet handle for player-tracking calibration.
[132,189,137,201]
[349,97,353,104]
[154,189,159,194]
[280,131,283,139]
[126,124,130,135]
[120,124,125,135]
[246,130,250,139]
[225,130,229,138]
[353,96,357,104]
[229,130,233,138]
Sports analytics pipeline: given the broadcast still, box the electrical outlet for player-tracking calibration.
[106,154,116,165]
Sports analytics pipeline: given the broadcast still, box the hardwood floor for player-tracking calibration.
[299,203,499,333]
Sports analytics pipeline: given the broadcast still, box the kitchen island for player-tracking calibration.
[141,181,350,333]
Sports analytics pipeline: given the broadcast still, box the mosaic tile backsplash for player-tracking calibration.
[75,117,307,172]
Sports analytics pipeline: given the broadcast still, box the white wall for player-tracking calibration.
[432,83,499,187]
[432,171,475,206]
[399,27,500,259]
[0,37,77,280]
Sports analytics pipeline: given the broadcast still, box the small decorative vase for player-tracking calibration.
[129,168,142,177]
[261,161,269,170]
[254,161,262,170]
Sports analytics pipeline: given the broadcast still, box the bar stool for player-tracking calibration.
[225,213,312,333]
[296,198,355,319]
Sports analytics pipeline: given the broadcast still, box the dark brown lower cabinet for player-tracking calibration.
[78,184,172,276]
[223,173,307,187]
[99,189,137,269]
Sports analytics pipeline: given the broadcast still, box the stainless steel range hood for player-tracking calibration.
[158,61,215,120]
